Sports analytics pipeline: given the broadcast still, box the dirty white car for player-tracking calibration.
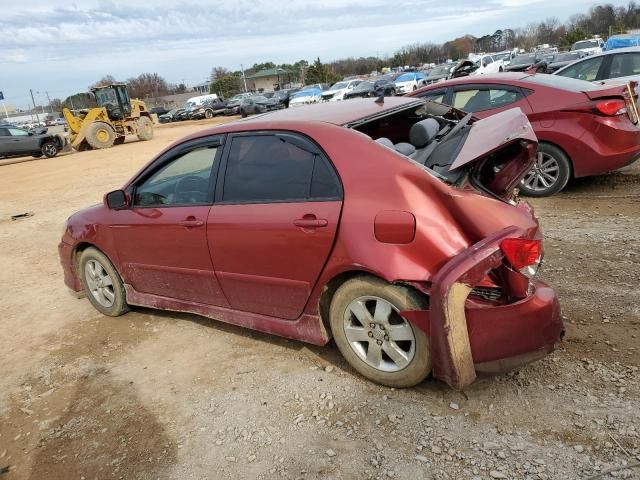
[470,55,505,75]
[321,80,362,101]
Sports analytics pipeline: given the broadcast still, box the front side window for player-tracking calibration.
[134,146,217,206]
[556,56,604,81]
[222,134,339,203]
[452,88,523,112]
[0,128,10,137]
[9,128,29,136]
[609,53,640,78]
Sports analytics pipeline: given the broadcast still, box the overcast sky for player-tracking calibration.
[0,0,630,108]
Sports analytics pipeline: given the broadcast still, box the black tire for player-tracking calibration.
[137,116,153,141]
[204,109,214,119]
[78,247,129,317]
[519,142,571,197]
[329,277,431,388]
[41,141,59,158]
[86,122,116,149]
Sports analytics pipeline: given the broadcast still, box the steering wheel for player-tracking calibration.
[173,175,209,204]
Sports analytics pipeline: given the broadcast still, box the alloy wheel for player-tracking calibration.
[343,296,416,372]
[43,143,57,157]
[521,151,560,192]
[84,259,115,307]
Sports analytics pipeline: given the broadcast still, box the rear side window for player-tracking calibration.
[0,128,9,137]
[609,53,640,78]
[555,56,604,82]
[451,88,524,112]
[222,134,340,203]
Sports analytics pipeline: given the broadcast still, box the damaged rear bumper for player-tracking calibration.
[401,226,564,390]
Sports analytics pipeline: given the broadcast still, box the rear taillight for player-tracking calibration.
[594,99,627,116]
[500,238,542,274]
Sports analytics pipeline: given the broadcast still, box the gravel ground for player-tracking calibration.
[0,118,638,480]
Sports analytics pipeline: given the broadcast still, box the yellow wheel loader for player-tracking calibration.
[62,83,154,151]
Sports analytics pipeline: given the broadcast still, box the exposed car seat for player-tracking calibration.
[408,118,441,165]
[375,137,416,156]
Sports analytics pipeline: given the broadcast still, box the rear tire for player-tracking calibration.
[204,109,214,119]
[329,277,431,388]
[86,122,116,149]
[78,247,129,317]
[519,142,571,197]
[136,116,153,141]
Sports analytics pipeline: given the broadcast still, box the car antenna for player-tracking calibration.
[374,93,385,105]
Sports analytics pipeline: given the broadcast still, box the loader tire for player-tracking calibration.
[137,116,154,141]
[86,122,116,149]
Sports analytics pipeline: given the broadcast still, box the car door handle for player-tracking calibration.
[178,217,204,228]
[294,217,328,228]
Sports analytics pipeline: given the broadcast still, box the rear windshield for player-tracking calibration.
[520,74,600,91]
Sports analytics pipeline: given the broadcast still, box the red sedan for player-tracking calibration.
[59,98,563,390]
[409,73,640,196]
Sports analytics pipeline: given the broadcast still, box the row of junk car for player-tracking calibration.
[157,34,640,197]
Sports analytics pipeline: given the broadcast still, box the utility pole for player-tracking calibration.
[29,89,37,121]
[45,91,53,114]
[240,64,248,93]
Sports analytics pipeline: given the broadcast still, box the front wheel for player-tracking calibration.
[204,109,214,119]
[41,141,59,158]
[519,143,571,197]
[79,247,129,317]
[329,277,431,388]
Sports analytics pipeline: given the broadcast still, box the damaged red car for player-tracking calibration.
[58,97,563,390]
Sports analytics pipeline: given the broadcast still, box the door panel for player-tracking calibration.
[111,206,229,306]
[207,201,341,319]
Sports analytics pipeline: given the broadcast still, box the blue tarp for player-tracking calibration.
[604,35,640,51]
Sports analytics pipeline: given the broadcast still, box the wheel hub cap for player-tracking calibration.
[85,259,115,308]
[343,296,416,373]
[521,151,560,192]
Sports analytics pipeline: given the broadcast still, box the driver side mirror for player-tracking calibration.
[105,190,129,210]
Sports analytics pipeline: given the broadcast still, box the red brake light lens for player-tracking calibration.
[595,99,626,116]
[500,238,542,270]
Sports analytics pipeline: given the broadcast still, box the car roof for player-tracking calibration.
[414,73,531,91]
[243,96,424,126]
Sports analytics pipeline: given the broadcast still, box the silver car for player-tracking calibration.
[553,46,640,87]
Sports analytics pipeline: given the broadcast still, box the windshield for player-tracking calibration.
[94,88,118,107]
[510,54,537,65]
[572,40,599,50]
[396,73,416,82]
[493,52,511,61]
[429,65,451,76]
[553,52,581,62]
[330,81,349,90]
[354,81,374,91]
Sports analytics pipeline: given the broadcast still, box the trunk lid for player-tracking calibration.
[439,108,538,201]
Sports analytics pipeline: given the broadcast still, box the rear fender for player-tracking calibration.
[401,225,523,390]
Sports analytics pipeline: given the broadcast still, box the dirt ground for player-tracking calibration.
[0,117,638,480]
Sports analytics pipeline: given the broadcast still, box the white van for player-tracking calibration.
[185,94,220,107]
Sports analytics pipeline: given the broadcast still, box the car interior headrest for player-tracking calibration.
[409,118,440,148]
[375,137,395,149]
[394,142,416,156]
